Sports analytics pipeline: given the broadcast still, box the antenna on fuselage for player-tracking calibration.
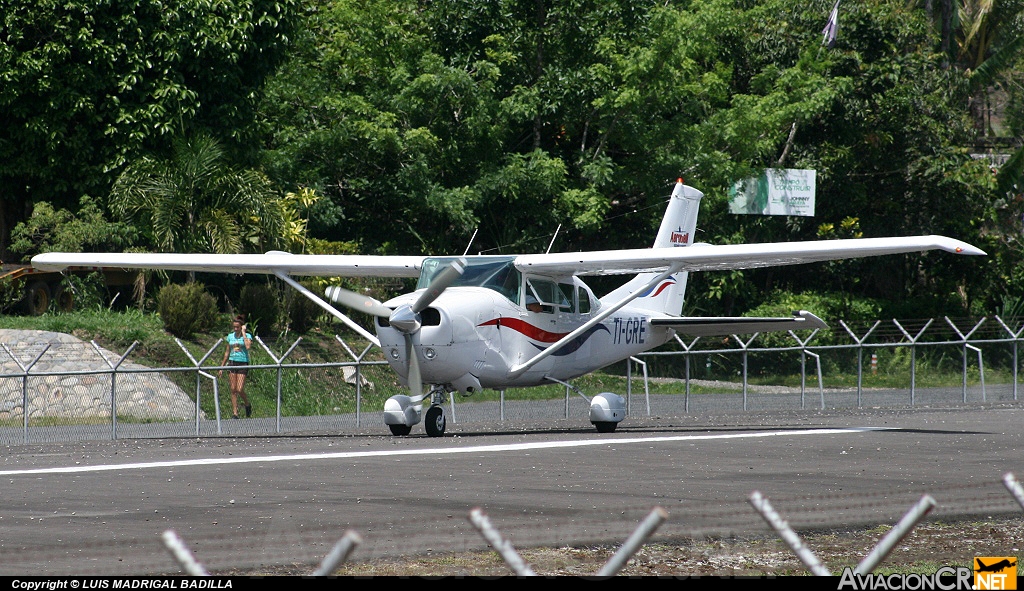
[545,223,562,254]
[462,227,478,256]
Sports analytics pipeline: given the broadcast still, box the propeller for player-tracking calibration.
[325,258,467,400]
[324,286,392,318]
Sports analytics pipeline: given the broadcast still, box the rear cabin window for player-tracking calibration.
[578,287,591,314]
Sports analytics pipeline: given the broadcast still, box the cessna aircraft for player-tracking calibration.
[32,180,985,436]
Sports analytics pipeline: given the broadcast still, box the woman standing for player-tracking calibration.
[219,315,252,419]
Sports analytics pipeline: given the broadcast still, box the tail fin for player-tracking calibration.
[601,179,703,316]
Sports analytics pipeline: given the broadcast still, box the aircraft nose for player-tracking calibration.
[388,305,420,334]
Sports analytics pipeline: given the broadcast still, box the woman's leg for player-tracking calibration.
[229,372,240,416]
[237,372,250,405]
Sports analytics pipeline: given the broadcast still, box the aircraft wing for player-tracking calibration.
[513,236,984,276]
[31,252,425,278]
[650,310,827,337]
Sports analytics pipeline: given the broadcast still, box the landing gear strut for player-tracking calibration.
[546,378,627,434]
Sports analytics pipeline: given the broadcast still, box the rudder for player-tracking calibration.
[601,179,703,316]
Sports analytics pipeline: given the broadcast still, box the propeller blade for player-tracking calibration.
[405,334,422,400]
[412,257,466,313]
[325,286,391,317]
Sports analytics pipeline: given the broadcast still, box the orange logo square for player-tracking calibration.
[974,557,1018,590]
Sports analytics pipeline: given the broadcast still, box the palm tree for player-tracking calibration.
[953,0,1024,136]
[109,134,286,255]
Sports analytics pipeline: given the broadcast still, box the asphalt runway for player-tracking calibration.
[0,403,1021,575]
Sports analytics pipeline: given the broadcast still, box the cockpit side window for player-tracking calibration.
[526,278,572,314]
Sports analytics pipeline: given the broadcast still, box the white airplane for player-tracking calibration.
[32,180,985,436]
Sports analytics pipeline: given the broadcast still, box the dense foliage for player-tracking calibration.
[4,0,1023,323]
[0,0,301,251]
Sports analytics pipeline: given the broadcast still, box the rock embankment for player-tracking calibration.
[0,330,196,420]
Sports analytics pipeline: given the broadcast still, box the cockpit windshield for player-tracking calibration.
[417,256,521,303]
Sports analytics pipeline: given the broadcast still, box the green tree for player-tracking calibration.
[259,0,994,316]
[8,196,138,262]
[109,134,286,255]
[0,0,300,256]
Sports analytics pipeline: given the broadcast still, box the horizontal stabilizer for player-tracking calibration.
[650,310,827,337]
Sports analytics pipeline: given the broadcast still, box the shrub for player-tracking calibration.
[56,272,106,312]
[238,283,280,336]
[156,282,218,338]
[285,281,325,334]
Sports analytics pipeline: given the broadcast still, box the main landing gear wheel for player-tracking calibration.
[389,424,412,436]
[593,421,617,433]
[425,405,446,437]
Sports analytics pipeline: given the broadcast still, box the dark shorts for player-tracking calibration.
[228,360,249,375]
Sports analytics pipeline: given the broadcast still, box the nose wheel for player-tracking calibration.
[425,405,446,437]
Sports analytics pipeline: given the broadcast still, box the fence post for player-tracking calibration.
[995,316,1022,402]
[626,356,631,415]
[733,334,759,411]
[335,335,373,427]
[311,530,363,576]
[256,336,302,434]
[468,508,537,576]
[946,317,986,403]
[596,507,668,576]
[161,530,209,576]
[2,343,49,445]
[840,320,881,408]
[628,356,650,417]
[788,328,821,409]
[92,340,138,441]
[354,343,373,427]
[893,319,933,405]
[674,335,700,413]
[1003,472,1024,509]
[748,490,831,575]
[854,495,935,574]
[175,338,223,436]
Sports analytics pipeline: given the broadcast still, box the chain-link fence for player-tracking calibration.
[1,315,1023,445]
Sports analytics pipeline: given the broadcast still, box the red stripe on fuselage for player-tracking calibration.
[478,317,568,343]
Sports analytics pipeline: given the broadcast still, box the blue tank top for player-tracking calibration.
[226,332,251,362]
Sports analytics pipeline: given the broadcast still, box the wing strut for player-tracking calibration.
[273,271,381,347]
[507,264,682,379]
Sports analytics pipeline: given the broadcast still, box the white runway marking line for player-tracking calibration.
[0,427,888,477]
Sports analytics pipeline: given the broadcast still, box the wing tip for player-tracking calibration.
[931,236,986,256]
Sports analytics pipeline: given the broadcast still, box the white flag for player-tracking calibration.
[822,0,839,47]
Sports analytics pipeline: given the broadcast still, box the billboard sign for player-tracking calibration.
[729,169,816,216]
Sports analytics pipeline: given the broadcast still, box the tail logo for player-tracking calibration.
[639,277,676,298]
[670,227,689,246]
